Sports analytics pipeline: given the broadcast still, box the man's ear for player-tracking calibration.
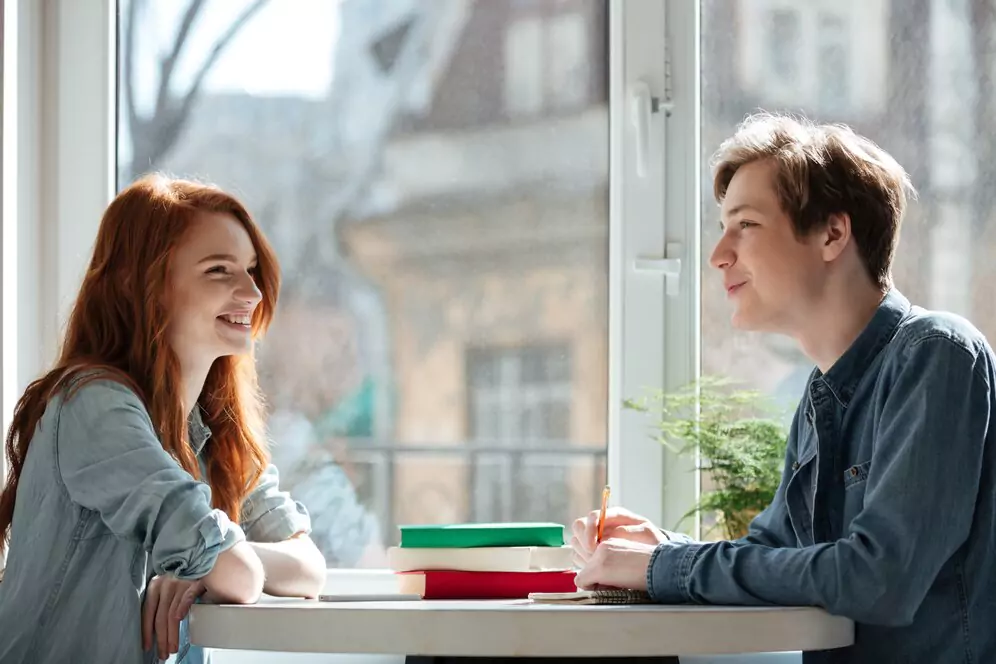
[821,212,851,262]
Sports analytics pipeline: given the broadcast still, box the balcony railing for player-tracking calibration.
[339,440,608,546]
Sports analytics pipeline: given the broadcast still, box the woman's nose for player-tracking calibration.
[236,273,262,306]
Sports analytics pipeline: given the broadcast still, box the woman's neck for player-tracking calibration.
[180,359,212,417]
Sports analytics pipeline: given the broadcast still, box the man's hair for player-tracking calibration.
[711,112,915,290]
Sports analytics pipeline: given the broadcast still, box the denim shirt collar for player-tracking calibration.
[817,288,912,407]
[187,406,212,456]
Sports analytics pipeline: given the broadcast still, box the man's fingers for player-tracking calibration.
[141,583,159,652]
[572,551,586,569]
[584,510,603,548]
[574,541,611,589]
[601,507,648,527]
[571,517,586,543]
[569,535,589,558]
[574,560,599,589]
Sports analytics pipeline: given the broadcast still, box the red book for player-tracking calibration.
[396,570,578,599]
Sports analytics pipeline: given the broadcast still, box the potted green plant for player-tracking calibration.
[624,376,789,540]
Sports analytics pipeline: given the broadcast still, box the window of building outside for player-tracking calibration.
[466,344,574,524]
[700,0,989,537]
[767,8,800,86]
[503,3,590,116]
[817,13,851,113]
[116,0,609,568]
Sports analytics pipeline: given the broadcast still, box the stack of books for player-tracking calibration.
[389,522,578,599]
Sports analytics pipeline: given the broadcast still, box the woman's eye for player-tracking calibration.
[207,266,230,275]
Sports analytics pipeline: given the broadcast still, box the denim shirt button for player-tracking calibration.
[792,461,801,471]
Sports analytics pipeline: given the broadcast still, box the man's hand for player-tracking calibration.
[142,574,205,659]
[574,537,661,591]
[569,507,669,566]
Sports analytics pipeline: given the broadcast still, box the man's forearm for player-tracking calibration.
[249,536,327,598]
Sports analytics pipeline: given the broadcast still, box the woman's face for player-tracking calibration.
[167,211,262,370]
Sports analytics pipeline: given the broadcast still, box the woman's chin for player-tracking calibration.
[212,338,254,358]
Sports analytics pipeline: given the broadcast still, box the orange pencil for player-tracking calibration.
[596,485,610,543]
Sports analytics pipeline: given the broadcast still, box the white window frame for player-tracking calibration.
[2,0,116,570]
[3,0,703,568]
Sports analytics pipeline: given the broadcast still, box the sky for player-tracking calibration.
[136,0,341,103]
[120,0,342,166]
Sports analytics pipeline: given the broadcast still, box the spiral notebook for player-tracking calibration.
[527,589,653,605]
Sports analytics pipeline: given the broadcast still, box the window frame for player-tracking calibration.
[1,0,116,569]
[3,0,703,566]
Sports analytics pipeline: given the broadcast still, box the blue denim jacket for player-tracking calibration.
[0,378,312,664]
[648,290,996,663]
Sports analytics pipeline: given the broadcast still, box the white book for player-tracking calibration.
[387,545,574,573]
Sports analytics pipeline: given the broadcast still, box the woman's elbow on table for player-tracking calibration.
[258,535,328,599]
[298,543,329,598]
[203,542,265,604]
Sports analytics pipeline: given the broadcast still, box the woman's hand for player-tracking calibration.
[142,574,205,659]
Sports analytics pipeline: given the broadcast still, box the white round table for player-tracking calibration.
[189,598,854,657]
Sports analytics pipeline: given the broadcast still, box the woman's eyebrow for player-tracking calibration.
[197,253,257,264]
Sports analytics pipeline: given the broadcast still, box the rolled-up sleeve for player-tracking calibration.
[56,379,245,580]
[240,463,312,543]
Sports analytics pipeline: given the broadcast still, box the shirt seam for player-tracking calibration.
[646,543,664,599]
[677,543,703,602]
[51,393,74,504]
[243,503,309,540]
[905,333,989,384]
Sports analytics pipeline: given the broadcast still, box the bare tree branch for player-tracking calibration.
[175,0,270,127]
[154,0,207,121]
[125,0,271,180]
[123,0,142,165]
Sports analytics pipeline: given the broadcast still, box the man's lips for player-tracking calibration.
[726,281,746,295]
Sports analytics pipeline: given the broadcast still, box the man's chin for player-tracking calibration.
[730,308,760,331]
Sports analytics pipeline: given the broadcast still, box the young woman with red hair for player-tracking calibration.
[0,175,326,663]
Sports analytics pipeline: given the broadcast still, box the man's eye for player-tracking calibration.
[739,221,755,230]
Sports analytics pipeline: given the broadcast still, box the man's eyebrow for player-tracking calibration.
[719,203,764,230]
[724,204,760,218]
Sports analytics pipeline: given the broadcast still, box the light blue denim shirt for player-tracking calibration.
[0,378,311,664]
[648,290,996,663]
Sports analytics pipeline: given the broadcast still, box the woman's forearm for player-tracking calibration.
[249,535,327,598]
[202,542,265,604]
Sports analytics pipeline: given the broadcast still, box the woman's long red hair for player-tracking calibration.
[0,174,280,552]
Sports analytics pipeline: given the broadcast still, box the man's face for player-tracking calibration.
[709,159,826,333]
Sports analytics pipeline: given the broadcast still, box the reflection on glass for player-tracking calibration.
[117,0,609,566]
[701,0,990,534]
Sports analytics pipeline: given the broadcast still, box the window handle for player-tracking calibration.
[630,80,672,178]
[630,80,653,178]
[633,243,683,297]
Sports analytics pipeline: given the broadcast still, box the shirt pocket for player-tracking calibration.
[842,460,872,525]
[843,459,872,489]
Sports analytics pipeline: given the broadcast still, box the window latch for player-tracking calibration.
[633,243,683,297]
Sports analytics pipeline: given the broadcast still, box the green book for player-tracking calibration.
[398,522,565,549]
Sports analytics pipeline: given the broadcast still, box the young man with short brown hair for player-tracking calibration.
[572,113,996,663]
